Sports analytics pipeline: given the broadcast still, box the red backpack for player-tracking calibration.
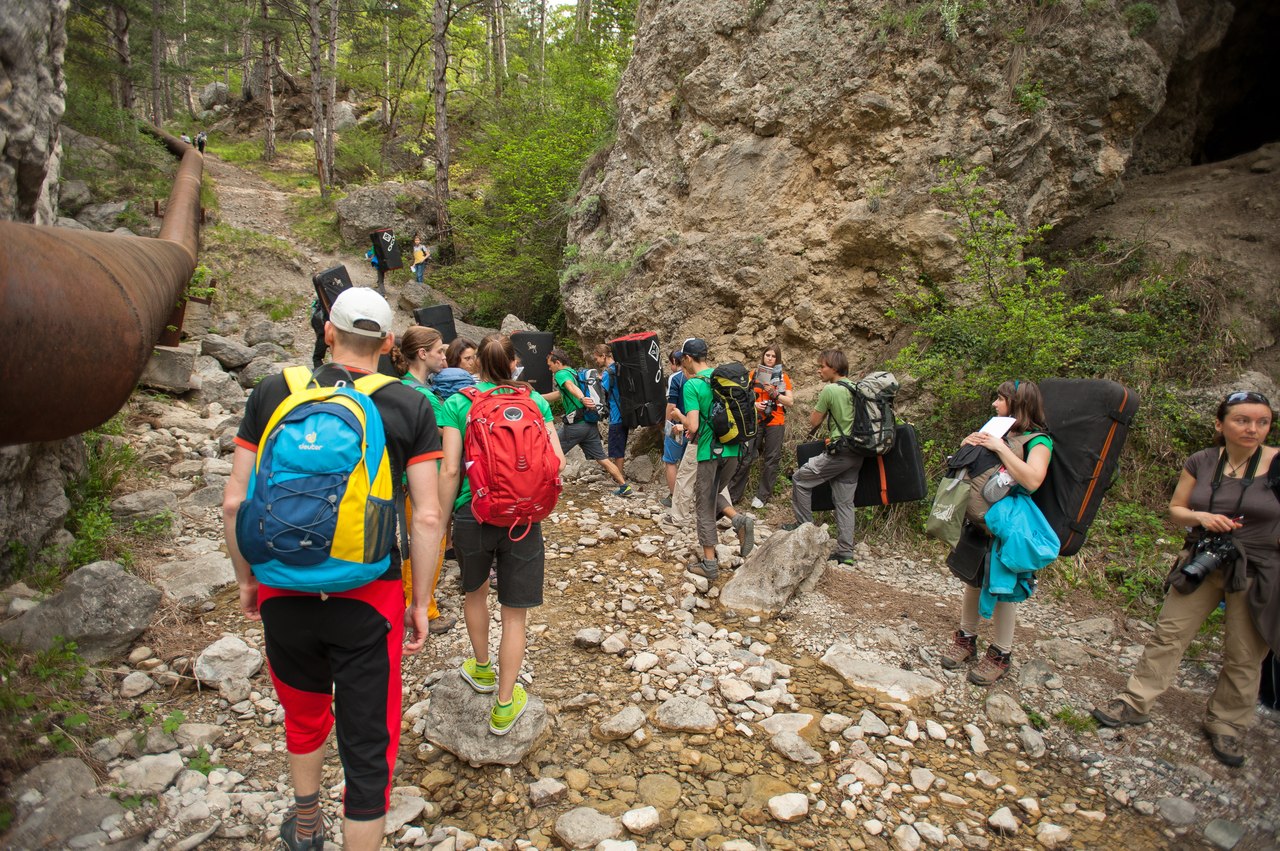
[461,385,562,539]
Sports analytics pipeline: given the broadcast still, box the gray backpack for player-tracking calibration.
[831,371,899,456]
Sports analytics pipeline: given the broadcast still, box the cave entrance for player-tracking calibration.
[1196,4,1280,163]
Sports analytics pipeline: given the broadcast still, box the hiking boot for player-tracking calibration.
[687,559,719,581]
[1092,698,1150,728]
[830,553,856,566]
[1205,728,1245,767]
[614,484,634,497]
[660,496,673,508]
[751,497,766,509]
[733,514,756,557]
[780,521,803,532]
[428,614,457,635]
[968,645,1011,686]
[460,657,497,693]
[280,809,325,851]
[490,684,529,736]
[939,630,978,670]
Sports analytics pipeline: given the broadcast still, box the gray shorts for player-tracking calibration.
[558,419,606,461]
[453,506,544,608]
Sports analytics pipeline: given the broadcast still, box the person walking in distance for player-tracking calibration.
[223,288,445,851]
[391,325,456,635]
[545,348,630,496]
[680,337,755,580]
[595,343,631,482]
[437,335,565,734]
[411,234,429,285]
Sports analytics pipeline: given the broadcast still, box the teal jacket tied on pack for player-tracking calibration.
[979,493,1060,618]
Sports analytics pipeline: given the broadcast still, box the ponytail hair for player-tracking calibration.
[477,334,531,390]
[996,379,1048,433]
[389,325,442,375]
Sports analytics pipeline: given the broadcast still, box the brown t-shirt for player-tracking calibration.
[1183,447,1280,564]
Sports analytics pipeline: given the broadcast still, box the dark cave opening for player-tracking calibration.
[1195,3,1280,163]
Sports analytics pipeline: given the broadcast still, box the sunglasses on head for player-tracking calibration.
[1225,391,1271,407]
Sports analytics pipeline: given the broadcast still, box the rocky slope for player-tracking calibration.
[561,0,1277,378]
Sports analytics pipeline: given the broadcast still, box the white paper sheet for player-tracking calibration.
[980,416,1016,438]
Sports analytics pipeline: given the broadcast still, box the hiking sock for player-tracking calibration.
[294,791,321,841]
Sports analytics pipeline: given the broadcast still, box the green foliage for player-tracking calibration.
[289,193,346,252]
[1123,2,1159,35]
[258,294,309,323]
[874,2,932,40]
[1014,79,1047,114]
[162,709,186,736]
[188,745,222,776]
[334,125,386,183]
[208,137,265,164]
[1022,705,1049,731]
[1053,705,1098,733]
[939,0,962,41]
[0,638,104,775]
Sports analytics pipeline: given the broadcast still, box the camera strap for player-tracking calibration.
[1208,446,1263,518]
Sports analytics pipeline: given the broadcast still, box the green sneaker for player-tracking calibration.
[460,658,497,693]
[489,684,528,736]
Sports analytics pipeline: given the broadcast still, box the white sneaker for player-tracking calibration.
[751,497,765,509]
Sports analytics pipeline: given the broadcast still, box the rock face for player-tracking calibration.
[335,180,442,245]
[560,0,1258,373]
[0,561,161,662]
[0,0,66,226]
[719,523,829,617]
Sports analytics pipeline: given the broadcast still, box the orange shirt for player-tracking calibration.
[752,368,792,427]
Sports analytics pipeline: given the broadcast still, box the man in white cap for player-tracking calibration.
[223,287,445,851]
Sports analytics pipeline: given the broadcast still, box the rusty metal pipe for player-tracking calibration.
[0,129,203,446]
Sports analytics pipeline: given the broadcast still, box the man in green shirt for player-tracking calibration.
[680,337,755,580]
[543,349,630,495]
[785,348,862,565]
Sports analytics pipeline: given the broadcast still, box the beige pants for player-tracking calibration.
[1120,568,1268,737]
[669,443,701,523]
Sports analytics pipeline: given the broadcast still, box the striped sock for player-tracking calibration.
[294,791,321,841]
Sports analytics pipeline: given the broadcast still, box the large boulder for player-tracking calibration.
[820,644,943,706]
[4,758,127,851]
[151,550,235,604]
[200,334,256,369]
[335,180,442,246]
[0,562,162,662]
[0,438,84,581]
[719,523,829,617]
[75,200,129,232]
[195,635,263,683]
[199,81,229,110]
[59,179,91,215]
[332,100,360,130]
[424,671,550,765]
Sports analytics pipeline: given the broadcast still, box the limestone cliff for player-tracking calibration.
[563,0,1273,371]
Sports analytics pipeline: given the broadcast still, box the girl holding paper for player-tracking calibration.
[939,379,1054,685]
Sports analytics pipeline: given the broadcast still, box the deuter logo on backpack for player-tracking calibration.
[462,386,562,540]
[832,371,899,456]
[698,363,758,447]
[237,367,399,594]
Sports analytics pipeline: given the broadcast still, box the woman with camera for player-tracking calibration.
[1094,391,1279,767]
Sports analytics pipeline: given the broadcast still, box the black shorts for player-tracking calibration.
[558,420,606,461]
[454,506,544,608]
[607,423,629,460]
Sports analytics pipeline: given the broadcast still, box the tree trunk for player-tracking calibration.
[432,0,451,253]
[307,0,330,196]
[241,0,254,100]
[489,0,506,100]
[382,18,391,126]
[108,4,134,113]
[179,0,195,116]
[574,0,591,45]
[262,0,276,161]
[538,0,546,99]
[151,0,165,123]
[325,0,338,178]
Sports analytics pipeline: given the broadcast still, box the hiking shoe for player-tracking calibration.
[280,809,325,850]
[460,658,497,693]
[780,521,803,532]
[490,684,528,736]
[1092,698,1150,728]
[428,614,457,635]
[687,559,720,581]
[751,497,766,509]
[939,630,978,670]
[660,496,673,508]
[615,484,634,497]
[830,553,856,566]
[1205,729,1245,767]
[968,645,1011,686]
[733,514,755,558]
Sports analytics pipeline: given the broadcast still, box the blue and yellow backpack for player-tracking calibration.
[236,366,398,593]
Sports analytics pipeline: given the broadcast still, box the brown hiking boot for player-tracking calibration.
[1205,728,1245,767]
[968,645,1011,686]
[1092,698,1150,728]
[939,630,978,670]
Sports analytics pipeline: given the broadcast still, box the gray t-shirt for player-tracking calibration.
[1184,447,1280,566]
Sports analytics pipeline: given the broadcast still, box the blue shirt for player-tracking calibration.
[667,372,687,414]
[601,363,623,425]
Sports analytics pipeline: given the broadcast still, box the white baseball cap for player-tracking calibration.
[330,287,393,338]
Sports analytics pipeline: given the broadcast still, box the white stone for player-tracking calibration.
[988,806,1020,836]
[621,806,660,835]
[767,792,809,822]
[892,823,921,851]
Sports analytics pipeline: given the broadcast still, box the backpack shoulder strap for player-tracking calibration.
[283,365,312,394]
[352,373,398,396]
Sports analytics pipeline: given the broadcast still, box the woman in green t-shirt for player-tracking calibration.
[939,379,1053,686]
[438,335,564,735]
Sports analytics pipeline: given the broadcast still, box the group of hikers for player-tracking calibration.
[179,130,207,152]
[222,286,1279,850]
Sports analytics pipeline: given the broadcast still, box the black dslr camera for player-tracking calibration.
[1177,534,1239,593]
